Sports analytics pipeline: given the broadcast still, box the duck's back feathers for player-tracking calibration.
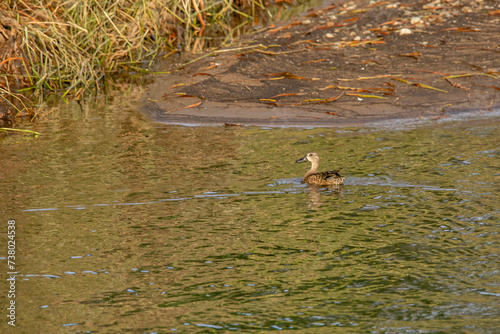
[304,169,345,186]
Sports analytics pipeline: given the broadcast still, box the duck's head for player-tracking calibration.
[296,152,319,163]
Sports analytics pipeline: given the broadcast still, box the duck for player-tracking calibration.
[296,152,345,186]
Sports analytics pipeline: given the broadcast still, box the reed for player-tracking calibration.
[0,0,273,117]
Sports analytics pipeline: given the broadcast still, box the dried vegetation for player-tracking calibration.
[0,0,277,120]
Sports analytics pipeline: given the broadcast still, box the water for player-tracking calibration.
[1,91,499,333]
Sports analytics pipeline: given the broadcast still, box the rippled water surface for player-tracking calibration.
[1,94,499,333]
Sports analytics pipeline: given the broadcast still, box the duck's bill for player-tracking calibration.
[296,156,308,163]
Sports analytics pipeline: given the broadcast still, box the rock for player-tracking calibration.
[410,17,422,24]
[400,28,412,35]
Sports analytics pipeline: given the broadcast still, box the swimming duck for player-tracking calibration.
[296,152,345,186]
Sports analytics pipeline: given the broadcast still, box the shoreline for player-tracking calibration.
[143,0,500,129]
[145,99,500,130]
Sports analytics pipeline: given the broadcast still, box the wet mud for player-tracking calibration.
[144,0,500,127]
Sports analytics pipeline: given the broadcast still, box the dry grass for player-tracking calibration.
[0,0,282,118]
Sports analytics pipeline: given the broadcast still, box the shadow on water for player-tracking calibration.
[1,90,499,333]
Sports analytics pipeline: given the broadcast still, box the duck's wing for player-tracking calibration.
[322,169,343,180]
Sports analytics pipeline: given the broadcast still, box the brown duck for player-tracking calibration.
[296,152,345,186]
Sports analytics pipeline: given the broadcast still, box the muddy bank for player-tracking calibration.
[143,0,500,127]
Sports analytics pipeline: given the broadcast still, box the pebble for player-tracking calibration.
[343,4,357,11]
[410,17,422,24]
[400,28,412,35]
[325,33,335,38]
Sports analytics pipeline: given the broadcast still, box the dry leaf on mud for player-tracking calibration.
[398,52,422,58]
[414,83,448,93]
[339,74,400,81]
[346,93,387,99]
[444,78,469,90]
[164,101,203,114]
[267,22,301,34]
[264,72,312,80]
[301,92,344,104]
[391,77,413,84]
[445,73,497,79]
[269,93,305,98]
[202,63,221,71]
[179,101,202,109]
[442,27,481,32]
[319,85,337,90]
[347,39,385,47]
